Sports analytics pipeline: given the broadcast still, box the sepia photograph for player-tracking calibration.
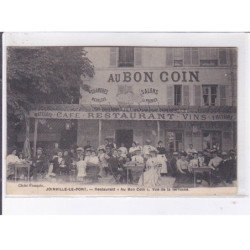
[4,41,237,196]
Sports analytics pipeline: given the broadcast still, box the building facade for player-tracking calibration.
[75,46,237,152]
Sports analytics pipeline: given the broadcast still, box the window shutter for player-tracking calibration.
[184,48,191,65]
[110,47,117,66]
[183,85,190,106]
[210,48,218,59]
[199,48,207,60]
[134,47,142,66]
[167,85,174,105]
[220,85,227,106]
[191,48,199,65]
[194,85,201,106]
[166,48,173,66]
[219,49,227,65]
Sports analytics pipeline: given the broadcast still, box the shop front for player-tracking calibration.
[28,104,236,154]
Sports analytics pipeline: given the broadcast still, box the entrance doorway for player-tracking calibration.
[115,129,133,148]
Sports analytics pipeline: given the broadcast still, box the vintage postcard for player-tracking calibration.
[2,33,239,196]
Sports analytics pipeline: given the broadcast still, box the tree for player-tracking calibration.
[7,46,94,147]
[7,46,94,111]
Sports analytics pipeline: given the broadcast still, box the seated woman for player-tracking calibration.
[6,147,22,179]
[138,148,161,187]
[76,154,87,181]
[176,152,191,183]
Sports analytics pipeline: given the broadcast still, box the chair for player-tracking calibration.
[85,163,100,183]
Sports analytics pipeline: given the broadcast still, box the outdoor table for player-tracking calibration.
[124,162,145,185]
[192,166,213,187]
[14,162,31,182]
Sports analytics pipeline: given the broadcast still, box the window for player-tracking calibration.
[184,48,199,66]
[199,48,218,66]
[219,49,227,65]
[174,85,182,105]
[202,85,218,106]
[166,48,173,66]
[173,48,184,67]
[167,131,183,152]
[118,47,134,67]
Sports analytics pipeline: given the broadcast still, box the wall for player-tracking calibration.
[81,47,236,107]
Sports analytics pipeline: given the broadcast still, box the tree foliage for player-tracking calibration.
[7,46,94,115]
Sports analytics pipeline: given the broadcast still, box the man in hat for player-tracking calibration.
[108,148,126,183]
[131,148,144,164]
[223,150,236,184]
[76,147,84,159]
[208,150,223,184]
[203,149,211,166]
[142,139,156,157]
[84,147,92,162]
[118,143,128,158]
[30,147,47,180]
[84,140,92,151]
[189,151,203,184]
[169,152,179,177]
[186,144,197,158]
[208,150,222,170]
[97,146,110,176]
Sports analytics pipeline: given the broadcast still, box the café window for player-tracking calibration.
[174,85,182,105]
[167,131,183,152]
[118,47,134,67]
[202,85,218,106]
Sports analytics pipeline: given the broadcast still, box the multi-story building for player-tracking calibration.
[26,46,237,154]
[76,46,237,152]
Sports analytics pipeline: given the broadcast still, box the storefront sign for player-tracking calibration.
[29,110,236,122]
[88,87,109,103]
[107,71,199,83]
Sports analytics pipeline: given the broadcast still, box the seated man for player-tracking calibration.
[168,152,179,177]
[108,148,126,183]
[30,147,47,180]
[208,150,223,184]
[189,151,203,184]
[131,149,144,164]
[118,143,128,158]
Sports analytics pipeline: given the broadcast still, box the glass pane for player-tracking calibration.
[175,132,182,141]
[211,85,217,95]
[174,85,182,105]
[118,47,134,67]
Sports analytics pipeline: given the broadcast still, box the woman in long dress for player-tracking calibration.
[138,149,161,187]
[76,154,87,180]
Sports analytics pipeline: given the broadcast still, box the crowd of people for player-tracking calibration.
[6,139,237,187]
